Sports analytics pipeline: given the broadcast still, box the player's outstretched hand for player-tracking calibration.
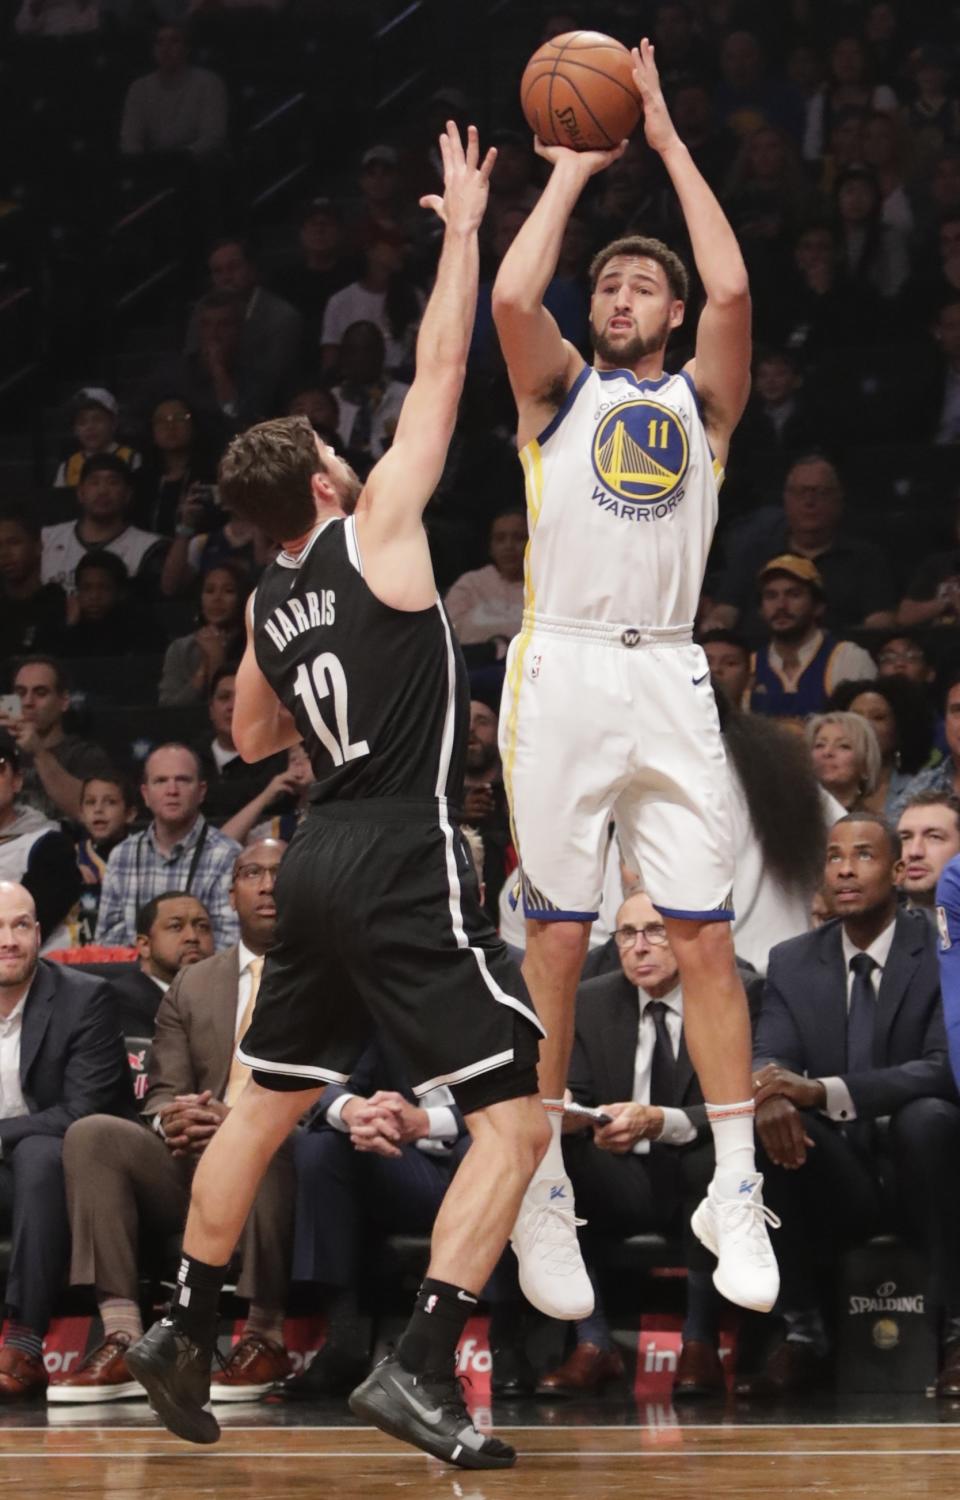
[533,136,627,176]
[419,122,496,233]
[631,38,680,155]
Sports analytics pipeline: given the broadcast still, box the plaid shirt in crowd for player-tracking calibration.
[96,816,241,950]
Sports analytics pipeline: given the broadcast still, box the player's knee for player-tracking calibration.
[471,1094,550,1176]
[525,919,590,977]
[666,916,736,976]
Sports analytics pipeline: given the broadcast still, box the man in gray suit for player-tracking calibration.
[0,882,134,1400]
[742,813,960,1397]
[53,839,294,1405]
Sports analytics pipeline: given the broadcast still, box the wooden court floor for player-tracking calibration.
[2,1421,959,1498]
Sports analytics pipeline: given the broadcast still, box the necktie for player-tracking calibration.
[847,952,877,1074]
[647,1001,678,1107]
[224,955,264,1107]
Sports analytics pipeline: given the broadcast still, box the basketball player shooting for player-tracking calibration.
[126,124,551,1471]
[492,40,779,1315]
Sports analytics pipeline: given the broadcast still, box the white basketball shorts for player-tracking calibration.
[499,613,735,923]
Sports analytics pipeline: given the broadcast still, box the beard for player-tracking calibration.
[590,312,672,368]
[0,954,36,988]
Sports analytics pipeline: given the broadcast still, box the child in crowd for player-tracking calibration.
[70,775,138,945]
[54,388,142,489]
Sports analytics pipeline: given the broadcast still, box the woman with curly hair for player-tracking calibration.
[826,676,934,818]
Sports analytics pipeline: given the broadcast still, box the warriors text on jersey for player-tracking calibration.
[252,515,468,805]
[519,365,721,630]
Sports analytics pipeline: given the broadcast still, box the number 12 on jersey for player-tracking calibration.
[293,652,369,766]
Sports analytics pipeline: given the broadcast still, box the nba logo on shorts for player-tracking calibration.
[531,653,542,679]
[424,1294,438,1315]
[592,399,689,506]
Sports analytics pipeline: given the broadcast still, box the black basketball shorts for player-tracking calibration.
[238,800,544,1114]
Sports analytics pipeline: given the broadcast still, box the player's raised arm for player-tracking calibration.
[632,39,751,463]
[356,122,494,546]
[492,140,622,439]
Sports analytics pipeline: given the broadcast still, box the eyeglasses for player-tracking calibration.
[877,650,925,666]
[613,922,669,949]
[153,412,192,425]
[234,863,279,885]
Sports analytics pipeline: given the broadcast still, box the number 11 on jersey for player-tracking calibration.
[293,652,370,767]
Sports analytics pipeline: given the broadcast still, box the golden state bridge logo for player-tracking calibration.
[591,399,689,505]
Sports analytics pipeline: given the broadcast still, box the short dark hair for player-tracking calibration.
[13,654,69,695]
[899,789,960,836]
[208,235,257,266]
[699,628,750,659]
[0,504,40,542]
[588,235,689,302]
[208,664,239,699]
[80,771,137,808]
[875,629,933,664]
[830,811,901,862]
[79,452,133,486]
[942,666,960,711]
[219,415,324,540]
[135,889,205,939]
[75,550,129,587]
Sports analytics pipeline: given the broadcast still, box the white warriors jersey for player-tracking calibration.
[518,365,723,629]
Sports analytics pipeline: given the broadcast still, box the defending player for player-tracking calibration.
[492,41,779,1314]
[126,125,549,1472]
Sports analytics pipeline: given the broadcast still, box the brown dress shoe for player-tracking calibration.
[209,1335,291,1402]
[536,1342,625,1397]
[936,1339,960,1398]
[734,1339,828,1399]
[47,1333,145,1404]
[0,1345,47,1398]
[673,1340,725,1400]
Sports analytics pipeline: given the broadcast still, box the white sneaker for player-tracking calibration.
[510,1176,594,1320]
[690,1173,781,1313]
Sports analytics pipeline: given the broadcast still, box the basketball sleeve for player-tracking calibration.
[935,858,960,1091]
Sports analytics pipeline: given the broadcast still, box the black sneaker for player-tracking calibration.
[126,1319,220,1445]
[348,1354,516,1469]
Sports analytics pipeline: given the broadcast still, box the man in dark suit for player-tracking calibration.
[286,1032,471,1397]
[0,881,135,1399]
[743,813,960,1397]
[538,889,764,1401]
[110,890,216,1038]
[53,839,295,1405]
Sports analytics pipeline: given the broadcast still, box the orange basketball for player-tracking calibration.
[520,31,641,151]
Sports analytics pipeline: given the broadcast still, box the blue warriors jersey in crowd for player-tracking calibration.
[935,854,960,1090]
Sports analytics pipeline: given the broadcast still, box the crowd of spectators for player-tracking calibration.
[2,0,960,1413]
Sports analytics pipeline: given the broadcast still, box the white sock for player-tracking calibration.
[532,1099,566,1180]
[705,1099,757,1197]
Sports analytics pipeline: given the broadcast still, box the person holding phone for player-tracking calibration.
[538,887,762,1401]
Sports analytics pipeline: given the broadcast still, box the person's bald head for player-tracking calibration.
[0,882,40,997]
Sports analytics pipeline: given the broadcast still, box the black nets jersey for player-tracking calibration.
[252,516,469,805]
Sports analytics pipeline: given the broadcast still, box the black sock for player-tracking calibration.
[168,1254,229,1351]
[397,1278,478,1378]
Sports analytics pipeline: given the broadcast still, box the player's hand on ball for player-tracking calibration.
[533,136,627,175]
[631,38,679,154]
[419,122,497,232]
